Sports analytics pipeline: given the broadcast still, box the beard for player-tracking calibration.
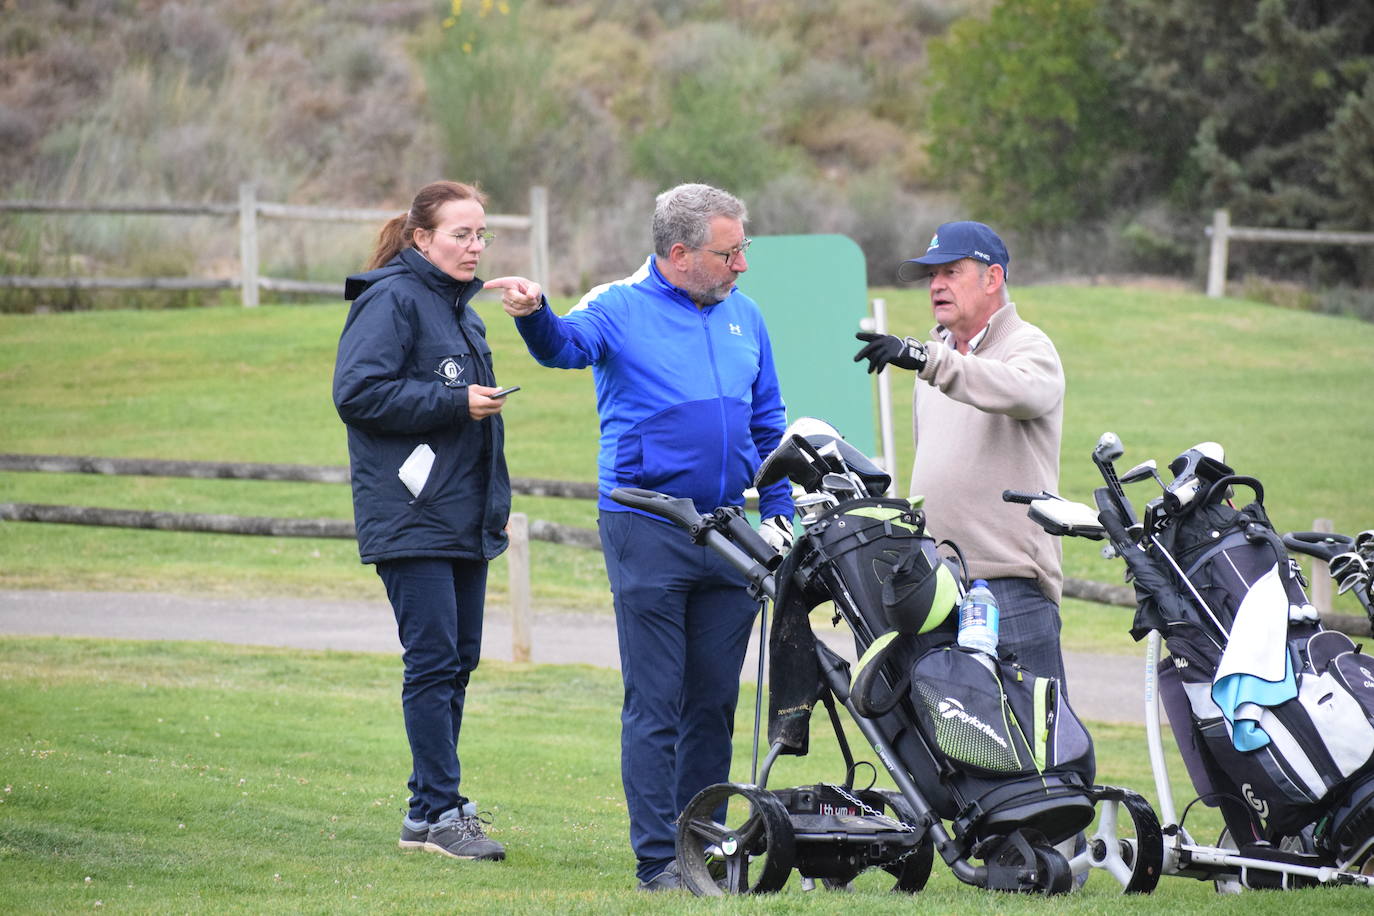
[688,285,731,307]
[683,263,736,307]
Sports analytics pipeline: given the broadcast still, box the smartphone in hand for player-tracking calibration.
[490,385,521,398]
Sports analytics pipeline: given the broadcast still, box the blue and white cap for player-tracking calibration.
[897,221,1010,282]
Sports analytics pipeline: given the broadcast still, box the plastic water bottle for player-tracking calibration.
[957,579,999,655]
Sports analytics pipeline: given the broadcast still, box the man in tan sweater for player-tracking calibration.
[854,220,1068,685]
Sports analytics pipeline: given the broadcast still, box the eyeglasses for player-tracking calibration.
[433,228,496,248]
[695,237,751,263]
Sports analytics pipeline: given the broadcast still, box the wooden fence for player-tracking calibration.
[0,452,592,664]
[1,452,1368,639]
[1205,208,1374,298]
[0,184,550,306]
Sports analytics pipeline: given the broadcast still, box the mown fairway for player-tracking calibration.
[7,636,1373,913]
[2,284,1371,622]
[2,290,1373,910]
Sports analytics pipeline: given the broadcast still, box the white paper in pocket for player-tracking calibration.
[398,444,436,497]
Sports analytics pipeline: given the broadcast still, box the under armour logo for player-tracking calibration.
[729,323,742,336]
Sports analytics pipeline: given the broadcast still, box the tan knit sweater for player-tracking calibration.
[909,302,1066,603]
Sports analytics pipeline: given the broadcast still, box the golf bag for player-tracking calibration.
[1099,465,1374,869]
[769,494,1097,854]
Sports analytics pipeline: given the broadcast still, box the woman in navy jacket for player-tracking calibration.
[333,180,522,862]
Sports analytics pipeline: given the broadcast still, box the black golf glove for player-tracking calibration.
[853,332,928,374]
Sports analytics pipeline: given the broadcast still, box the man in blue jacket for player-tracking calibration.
[490,183,794,891]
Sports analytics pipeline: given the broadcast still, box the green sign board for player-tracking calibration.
[736,234,875,455]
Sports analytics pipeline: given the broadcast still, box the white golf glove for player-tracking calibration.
[758,515,794,554]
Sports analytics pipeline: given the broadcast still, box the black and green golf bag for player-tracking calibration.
[767,496,1097,854]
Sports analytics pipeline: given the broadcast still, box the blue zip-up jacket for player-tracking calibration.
[514,256,793,520]
[333,247,511,564]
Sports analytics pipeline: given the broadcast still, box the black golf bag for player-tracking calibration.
[768,495,1097,857]
[1100,470,1374,869]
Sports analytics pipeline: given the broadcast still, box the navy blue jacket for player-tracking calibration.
[333,247,511,564]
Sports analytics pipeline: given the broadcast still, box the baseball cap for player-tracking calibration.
[897,220,1010,282]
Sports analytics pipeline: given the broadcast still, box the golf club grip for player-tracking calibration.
[699,528,777,601]
[719,511,784,571]
[1002,489,1039,504]
[1094,487,1136,552]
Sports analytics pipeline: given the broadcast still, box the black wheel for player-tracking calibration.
[1089,785,1163,894]
[879,791,934,893]
[676,783,796,896]
[1031,844,1074,895]
[989,831,1073,895]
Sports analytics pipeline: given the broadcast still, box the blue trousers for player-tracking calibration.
[376,556,487,824]
[599,511,760,882]
[984,576,1067,687]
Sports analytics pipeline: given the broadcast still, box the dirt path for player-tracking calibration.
[0,589,1149,724]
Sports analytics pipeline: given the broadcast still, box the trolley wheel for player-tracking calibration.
[1031,844,1074,895]
[989,830,1074,895]
[879,791,934,893]
[1089,785,1163,894]
[675,783,795,896]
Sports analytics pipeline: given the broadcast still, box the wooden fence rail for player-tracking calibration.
[0,452,597,498]
[0,184,550,306]
[1205,208,1374,298]
[2,452,1367,637]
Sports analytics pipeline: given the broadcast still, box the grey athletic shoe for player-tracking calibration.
[424,813,506,861]
[399,819,428,850]
[636,859,682,892]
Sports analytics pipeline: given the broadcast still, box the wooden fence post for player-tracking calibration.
[507,512,533,663]
[239,183,259,308]
[529,185,549,287]
[1206,208,1230,299]
[1310,517,1334,618]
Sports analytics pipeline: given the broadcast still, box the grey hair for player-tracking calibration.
[652,183,747,257]
[973,261,1013,305]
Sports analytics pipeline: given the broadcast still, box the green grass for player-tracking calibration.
[7,636,1372,913]
[1,285,1372,624]
[2,292,1370,911]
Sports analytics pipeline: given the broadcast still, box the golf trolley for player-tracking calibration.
[1008,431,1374,892]
[612,419,1162,897]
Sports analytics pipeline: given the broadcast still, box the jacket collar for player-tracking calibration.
[344,247,483,309]
[932,301,1020,351]
[399,247,484,311]
[645,255,735,311]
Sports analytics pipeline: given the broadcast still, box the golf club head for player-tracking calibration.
[1356,529,1374,560]
[1094,432,1124,464]
[1164,442,1233,512]
[1167,442,1225,480]
[1120,459,1160,486]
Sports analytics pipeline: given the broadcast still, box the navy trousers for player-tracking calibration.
[985,576,1067,686]
[376,556,487,824]
[599,511,759,882]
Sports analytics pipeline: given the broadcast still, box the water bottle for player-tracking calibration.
[957,579,999,655]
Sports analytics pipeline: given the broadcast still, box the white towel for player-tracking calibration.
[1211,563,1297,750]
